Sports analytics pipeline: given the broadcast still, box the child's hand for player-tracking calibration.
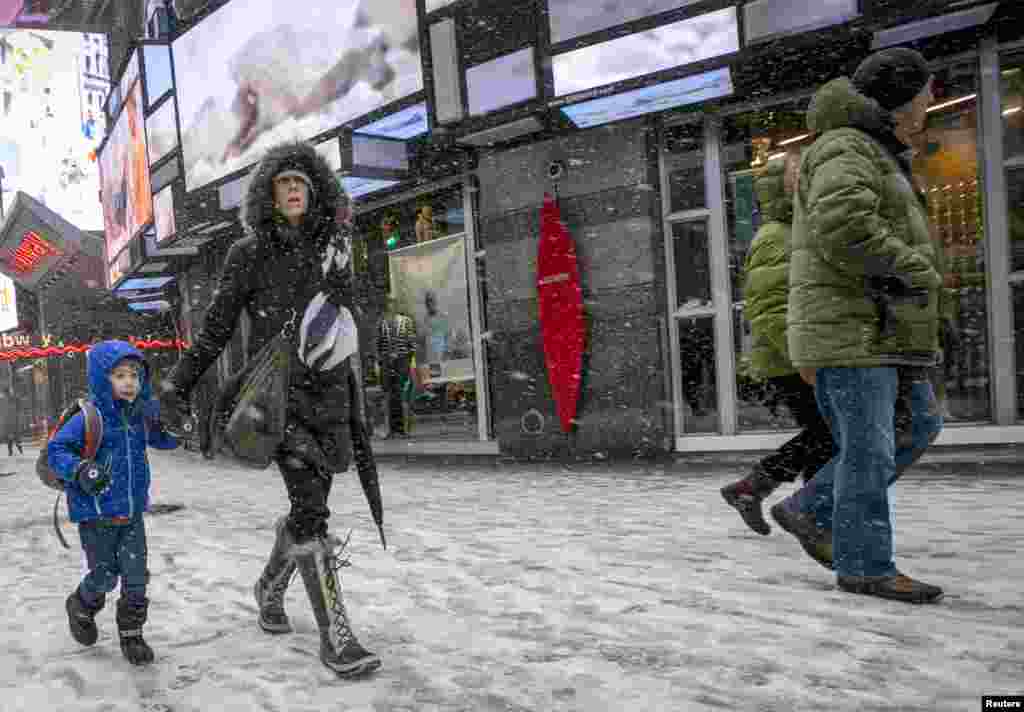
[75,459,111,496]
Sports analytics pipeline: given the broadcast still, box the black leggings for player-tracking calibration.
[759,373,836,483]
[278,461,335,541]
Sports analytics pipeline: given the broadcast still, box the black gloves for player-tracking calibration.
[156,379,195,437]
[75,459,111,496]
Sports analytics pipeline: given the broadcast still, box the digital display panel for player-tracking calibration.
[548,0,705,44]
[342,176,400,199]
[560,66,734,129]
[127,300,172,312]
[357,102,429,139]
[552,7,738,98]
[143,44,174,106]
[315,139,342,173]
[146,97,179,166]
[119,50,140,104]
[98,81,154,265]
[173,0,422,192]
[153,184,177,245]
[352,135,409,171]
[116,276,175,291]
[466,47,536,116]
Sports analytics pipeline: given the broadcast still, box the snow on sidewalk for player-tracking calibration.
[1,449,1021,711]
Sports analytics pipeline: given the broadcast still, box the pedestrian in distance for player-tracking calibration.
[772,47,946,604]
[721,152,838,534]
[0,386,22,456]
[160,141,383,678]
[47,341,179,664]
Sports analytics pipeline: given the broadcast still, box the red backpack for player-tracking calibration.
[36,399,104,549]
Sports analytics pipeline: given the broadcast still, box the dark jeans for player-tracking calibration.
[279,461,335,541]
[786,367,943,578]
[78,514,148,606]
[383,357,410,435]
[759,373,836,483]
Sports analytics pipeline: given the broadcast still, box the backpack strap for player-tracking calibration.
[77,399,104,461]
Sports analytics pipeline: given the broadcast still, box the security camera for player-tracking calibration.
[547,160,565,181]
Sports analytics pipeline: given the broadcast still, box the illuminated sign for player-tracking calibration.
[116,276,174,291]
[10,231,62,275]
[127,300,172,312]
[0,273,17,332]
[560,67,734,129]
[0,337,188,362]
[342,176,400,199]
[357,103,430,139]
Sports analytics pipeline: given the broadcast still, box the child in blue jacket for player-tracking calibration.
[48,340,178,665]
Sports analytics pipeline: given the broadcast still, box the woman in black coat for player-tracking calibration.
[164,142,380,677]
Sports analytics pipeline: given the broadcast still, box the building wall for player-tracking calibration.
[477,120,671,457]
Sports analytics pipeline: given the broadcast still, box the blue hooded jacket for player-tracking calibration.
[48,340,178,523]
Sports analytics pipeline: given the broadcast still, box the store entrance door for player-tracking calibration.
[660,118,739,445]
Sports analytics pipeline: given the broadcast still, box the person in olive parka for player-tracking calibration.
[771,48,946,604]
[162,141,383,676]
[721,152,836,535]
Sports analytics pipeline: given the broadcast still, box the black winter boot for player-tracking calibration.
[294,534,380,678]
[770,501,834,570]
[720,465,782,535]
[66,587,105,646]
[255,516,298,634]
[116,598,154,665]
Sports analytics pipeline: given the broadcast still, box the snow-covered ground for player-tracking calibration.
[1,448,1021,711]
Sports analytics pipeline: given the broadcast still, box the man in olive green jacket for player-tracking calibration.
[721,154,836,535]
[770,48,945,604]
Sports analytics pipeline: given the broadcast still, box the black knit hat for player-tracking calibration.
[852,48,932,111]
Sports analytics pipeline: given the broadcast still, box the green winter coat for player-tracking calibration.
[788,78,943,369]
[743,159,796,379]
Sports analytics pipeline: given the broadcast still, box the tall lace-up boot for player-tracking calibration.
[294,533,381,678]
[255,516,298,634]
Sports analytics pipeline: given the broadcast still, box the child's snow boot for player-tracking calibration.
[294,534,380,678]
[255,516,298,634]
[116,597,155,665]
[720,465,781,535]
[66,587,105,646]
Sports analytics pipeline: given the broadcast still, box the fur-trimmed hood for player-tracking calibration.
[240,141,348,248]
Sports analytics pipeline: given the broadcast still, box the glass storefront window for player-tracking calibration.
[354,185,479,442]
[678,316,718,433]
[1001,53,1024,414]
[664,122,705,213]
[672,220,712,309]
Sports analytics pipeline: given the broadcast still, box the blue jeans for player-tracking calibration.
[78,514,148,606]
[786,367,942,578]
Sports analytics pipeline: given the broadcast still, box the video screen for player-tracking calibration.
[552,7,738,98]
[357,102,429,139]
[128,300,172,312]
[143,44,174,106]
[466,47,536,116]
[99,81,154,265]
[342,176,400,199]
[173,0,422,192]
[352,135,409,171]
[561,67,734,129]
[146,97,179,166]
[153,184,177,245]
[548,0,705,44]
[119,51,139,103]
[117,276,175,291]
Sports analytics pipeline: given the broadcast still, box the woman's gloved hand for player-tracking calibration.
[74,459,111,496]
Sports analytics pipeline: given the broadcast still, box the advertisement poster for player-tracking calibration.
[0,274,17,333]
[388,235,473,383]
[146,97,179,166]
[99,81,153,264]
[173,0,422,192]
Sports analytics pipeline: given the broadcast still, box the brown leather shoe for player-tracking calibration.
[836,572,944,604]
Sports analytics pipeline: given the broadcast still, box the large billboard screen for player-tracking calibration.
[466,47,536,116]
[146,97,179,166]
[173,0,422,193]
[561,67,734,129]
[143,44,174,107]
[552,7,738,98]
[99,81,154,265]
[548,0,705,44]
